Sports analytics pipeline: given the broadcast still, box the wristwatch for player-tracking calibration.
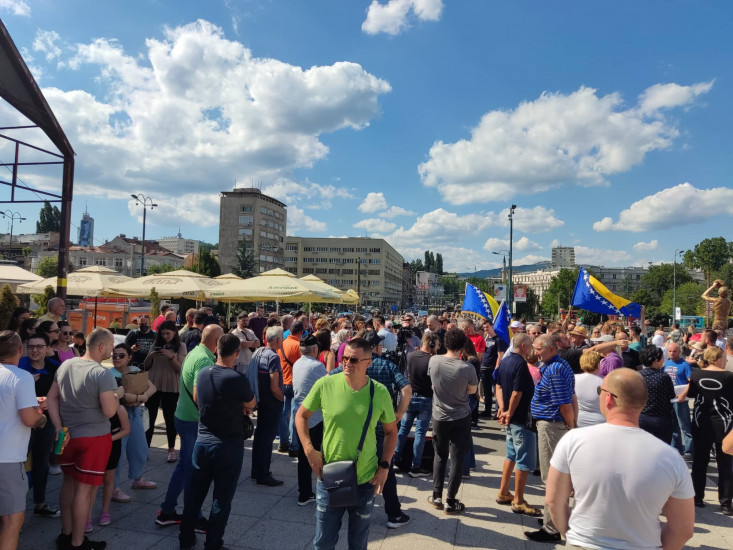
[378,460,390,469]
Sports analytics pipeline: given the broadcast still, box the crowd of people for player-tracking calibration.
[2,301,733,550]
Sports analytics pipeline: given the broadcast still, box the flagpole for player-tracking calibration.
[508,204,516,315]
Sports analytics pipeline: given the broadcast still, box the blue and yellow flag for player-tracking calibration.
[462,283,499,322]
[571,267,642,318]
[493,300,513,347]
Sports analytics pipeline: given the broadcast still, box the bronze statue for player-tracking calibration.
[702,279,730,330]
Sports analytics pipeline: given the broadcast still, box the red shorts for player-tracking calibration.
[59,434,112,486]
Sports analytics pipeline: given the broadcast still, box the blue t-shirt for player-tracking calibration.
[663,358,692,386]
[530,355,575,422]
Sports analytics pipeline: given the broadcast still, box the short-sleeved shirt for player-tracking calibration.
[175,344,216,423]
[406,350,432,398]
[125,329,157,366]
[687,368,733,435]
[195,365,254,444]
[292,355,327,429]
[621,348,641,370]
[530,355,575,422]
[663,358,692,386]
[428,355,478,422]
[481,335,507,371]
[599,351,624,378]
[18,356,60,398]
[558,348,583,374]
[495,353,535,426]
[279,334,302,385]
[640,368,675,418]
[302,373,395,484]
[467,333,486,355]
[254,347,283,405]
[378,328,398,352]
[55,358,118,438]
[551,423,694,550]
[230,326,258,368]
[0,364,39,462]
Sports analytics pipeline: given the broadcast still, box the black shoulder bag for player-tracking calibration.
[202,367,255,441]
[320,379,374,508]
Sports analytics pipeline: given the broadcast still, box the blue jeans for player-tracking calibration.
[278,385,298,450]
[180,440,243,550]
[505,423,537,472]
[314,480,375,550]
[116,406,149,485]
[161,417,198,514]
[395,395,432,469]
[672,400,694,455]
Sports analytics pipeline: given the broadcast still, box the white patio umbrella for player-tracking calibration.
[300,275,359,305]
[205,268,341,303]
[0,264,42,292]
[102,269,225,300]
[16,265,132,297]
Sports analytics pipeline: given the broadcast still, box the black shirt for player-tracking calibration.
[495,353,535,426]
[435,328,447,355]
[125,329,156,366]
[558,348,583,375]
[196,365,255,443]
[688,368,733,436]
[482,335,508,371]
[622,348,641,370]
[406,350,433,398]
[182,328,202,352]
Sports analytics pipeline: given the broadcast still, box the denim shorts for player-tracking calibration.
[505,423,537,472]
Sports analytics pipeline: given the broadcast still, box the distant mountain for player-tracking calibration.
[457,261,552,279]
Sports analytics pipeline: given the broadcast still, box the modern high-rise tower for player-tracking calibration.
[78,207,94,246]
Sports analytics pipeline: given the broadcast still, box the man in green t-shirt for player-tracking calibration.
[155,324,223,528]
[296,338,397,550]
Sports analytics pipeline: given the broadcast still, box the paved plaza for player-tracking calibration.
[19,417,731,550]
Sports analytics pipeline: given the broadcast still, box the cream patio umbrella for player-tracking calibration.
[214,273,243,281]
[205,268,341,304]
[16,265,132,297]
[102,269,225,300]
[0,264,42,293]
[300,275,359,305]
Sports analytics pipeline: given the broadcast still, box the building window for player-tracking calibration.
[356,247,367,253]
[238,215,253,225]
[316,268,327,274]
[316,247,328,252]
[260,207,267,214]
[303,246,314,252]
[115,258,123,268]
[330,247,341,253]
[369,248,381,253]
[95,258,106,266]
[78,257,87,267]
[368,259,380,264]
[343,247,354,253]
[302,268,314,274]
[286,244,298,251]
[239,228,253,236]
[240,205,252,212]
[285,257,297,263]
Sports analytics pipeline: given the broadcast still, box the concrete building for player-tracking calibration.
[551,246,575,268]
[415,271,445,308]
[512,268,562,304]
[219,188,287,274]
[78,208,94,247]
[157,232,199,256]
[402,262,415,309]
[283,236,403,310]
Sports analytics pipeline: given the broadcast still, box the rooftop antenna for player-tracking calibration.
[177,225,182,239]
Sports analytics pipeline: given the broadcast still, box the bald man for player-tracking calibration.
[546,369,694,550]
[156,324,224,529]
[664,342,694,458]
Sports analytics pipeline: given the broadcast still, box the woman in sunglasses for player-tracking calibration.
[36,321,62,361]
[638,345,675,444]
[53,321,80,363]
[110,343,158,504]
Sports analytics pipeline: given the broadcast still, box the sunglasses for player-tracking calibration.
[60,331,73,336]
[112,353,128,359]
[28,344,46,350]
[596,386,618,399]
[341,355,370,365]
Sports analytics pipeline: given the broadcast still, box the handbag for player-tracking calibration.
[320,380,374,508]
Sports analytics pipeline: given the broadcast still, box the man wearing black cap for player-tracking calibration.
[292,332,328,505]
[330,331,413,528]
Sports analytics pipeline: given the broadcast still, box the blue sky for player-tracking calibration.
[1,0,731,272]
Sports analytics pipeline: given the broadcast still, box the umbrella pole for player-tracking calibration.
[227,301,231,329]
[94,297,98,329]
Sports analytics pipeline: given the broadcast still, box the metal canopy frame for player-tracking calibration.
[0,20,74,300]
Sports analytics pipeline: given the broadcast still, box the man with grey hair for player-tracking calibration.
[38,297,66,324]
[249,325,285,486]
[292,333,327,505]
[426,315,446,355]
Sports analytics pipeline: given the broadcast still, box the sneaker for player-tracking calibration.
[34,504,61,518]
[56,532,71,550]
[49,464,62,475]
[694,498,705,508]
[155,509,183,526]
[84,517,93,533]
[524,528,561,543]
[111,488,131,503]
[131,478,157,490]
[297,494,316,506]
[722,503,733,516]
[386,513,411,529]
[444,499,465,515]
[73,537,107,549]
[256,476,284,487]
[98,513,111,526]
[277,444,289,453]
[194,516,209,534]
[288,448,299,458]
[428,495,443,510]
[408,466,431,478]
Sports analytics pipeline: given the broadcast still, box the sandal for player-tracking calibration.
[428,495,444,510]
[511,500,541,517]
[496,492,514,505]
[445,500,465,515]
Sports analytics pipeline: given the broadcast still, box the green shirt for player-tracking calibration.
[174,344,216,422]
[302,373,395,484]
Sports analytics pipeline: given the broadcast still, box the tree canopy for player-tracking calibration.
[683,237,733,286]
[191,249,221,277]
[36,201,61,233]
[232,241,256,279]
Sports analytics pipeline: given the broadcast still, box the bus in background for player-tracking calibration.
[677,316,705,330]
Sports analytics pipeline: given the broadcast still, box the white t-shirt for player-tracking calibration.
[551,423,694,550]
[574,373,604,427]
[0,363,39,463]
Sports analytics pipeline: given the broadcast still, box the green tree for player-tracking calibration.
[36,201,62,233]
[660,282,705,317]
[149,287,161,320]
[32,285,55,315]
[541,268,578,317]
[435,253,444,275]
[515,287,539,320]
[36,256,58,277]
[683,237,733,287]
[440,274,461,303]
[146,263,176,275]
[464,276,490,294]
[713,263,733,291]
[409,259,424,275]
[191,249,221,277]
[232,241,256,278]
[424,251,432,273]
[199,241,217,254]
[0,284,18,329]
[640,264,693,305]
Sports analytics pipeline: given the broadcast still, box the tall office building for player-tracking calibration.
[551,246,575,268]
[78,208,94,246]
[219,188,287,274]
[157,231,199,256]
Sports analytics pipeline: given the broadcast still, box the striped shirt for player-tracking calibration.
[530,355,575,422]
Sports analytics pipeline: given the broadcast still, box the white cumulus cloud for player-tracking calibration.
[593,182,733,232]
[499,206,564,233]
[575,246,631,266]
[353,218,397,233]
[633,240,659,252]
[379,205,416,218]
[362,0,443,36]
[33,29,62,61]
[385,208,499,248]
[0,0,30,16]
[418,82,713,204]
[260,178,353,209]
[288,206,327,233]
[358,192,388,213]
[513,254,550,266]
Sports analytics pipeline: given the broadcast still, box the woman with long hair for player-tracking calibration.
[314,329,336,372]
[143,320,186,462]
[19,317,39,355]
[36,320,61,362]
[7,306,30,331]
[684,346,733,513]
[53,321,79,363]
[638,345,676,443]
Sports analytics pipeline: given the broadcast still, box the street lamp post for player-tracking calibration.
[508,204,517,314]
[492,250,509,285]
[672,249,684,324]
[1,210,26,260]
[130,194,157,276]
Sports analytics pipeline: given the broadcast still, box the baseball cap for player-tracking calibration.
[510,321,523,329]
[363,331,385,349]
